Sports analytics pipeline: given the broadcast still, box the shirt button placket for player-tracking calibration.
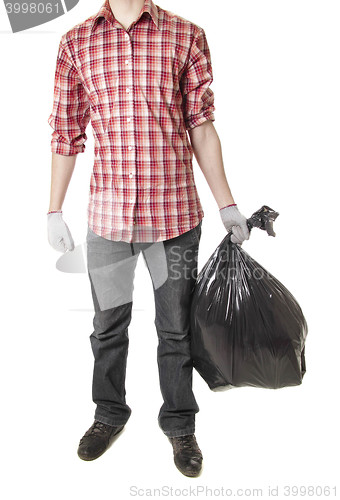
[123,31,137,232]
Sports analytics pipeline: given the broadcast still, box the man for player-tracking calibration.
[47,0,250,478]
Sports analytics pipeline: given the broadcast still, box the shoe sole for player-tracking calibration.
[77,425,125,461]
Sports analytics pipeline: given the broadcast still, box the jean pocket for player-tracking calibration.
[86,225,96,242]
[190,221,202,245]
[86,226,111,252]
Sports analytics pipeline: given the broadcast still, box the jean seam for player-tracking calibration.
[94,413,128,427]
[163,427,196,438]
[158,419,195,438]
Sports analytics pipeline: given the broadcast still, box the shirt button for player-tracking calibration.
[125,59,129,65]
[128,145,133,151]
[130,198,134,203]
[126,88,130,93]
[127,117,131,122]
[125,33,129,39]
[129,173,133,178]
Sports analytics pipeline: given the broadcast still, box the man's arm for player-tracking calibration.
[188,120,234,209]
[47,37,91,252]
[189,120,250,244]
[47,37,89,213]
[47,152,77,252]
[180,27,249,244]
[48,152,77,212]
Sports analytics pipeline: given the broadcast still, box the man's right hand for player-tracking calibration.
[47,211,75,252]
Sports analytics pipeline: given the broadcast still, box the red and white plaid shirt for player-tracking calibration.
[48,0,215,242]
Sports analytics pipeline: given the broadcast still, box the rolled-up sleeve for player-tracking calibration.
[47,37,91,156]
[180,27,216,131]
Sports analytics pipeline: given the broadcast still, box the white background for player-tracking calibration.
[0,0,339,498]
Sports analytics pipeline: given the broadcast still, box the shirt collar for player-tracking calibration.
[91,0,159,33]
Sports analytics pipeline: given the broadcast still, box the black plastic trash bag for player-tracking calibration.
[190,206,308,391]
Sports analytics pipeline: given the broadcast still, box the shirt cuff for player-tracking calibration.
[185,109,215,130]
[51,139,85,156]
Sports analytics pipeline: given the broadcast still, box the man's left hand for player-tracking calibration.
[220,204,250,245]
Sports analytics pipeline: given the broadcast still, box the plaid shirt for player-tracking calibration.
[48,0,215,242]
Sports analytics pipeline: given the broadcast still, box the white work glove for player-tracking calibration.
[47,211,75,252]
[219,204,250,245]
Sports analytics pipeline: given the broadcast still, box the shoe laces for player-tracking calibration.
[178,435,196,449]
[80,421,109,443]
[173,434,201,453]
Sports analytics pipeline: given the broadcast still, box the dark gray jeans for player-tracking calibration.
[86,221,202,438]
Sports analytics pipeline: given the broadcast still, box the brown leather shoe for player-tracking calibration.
[77,420,124,461]
[169,434,203,477]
